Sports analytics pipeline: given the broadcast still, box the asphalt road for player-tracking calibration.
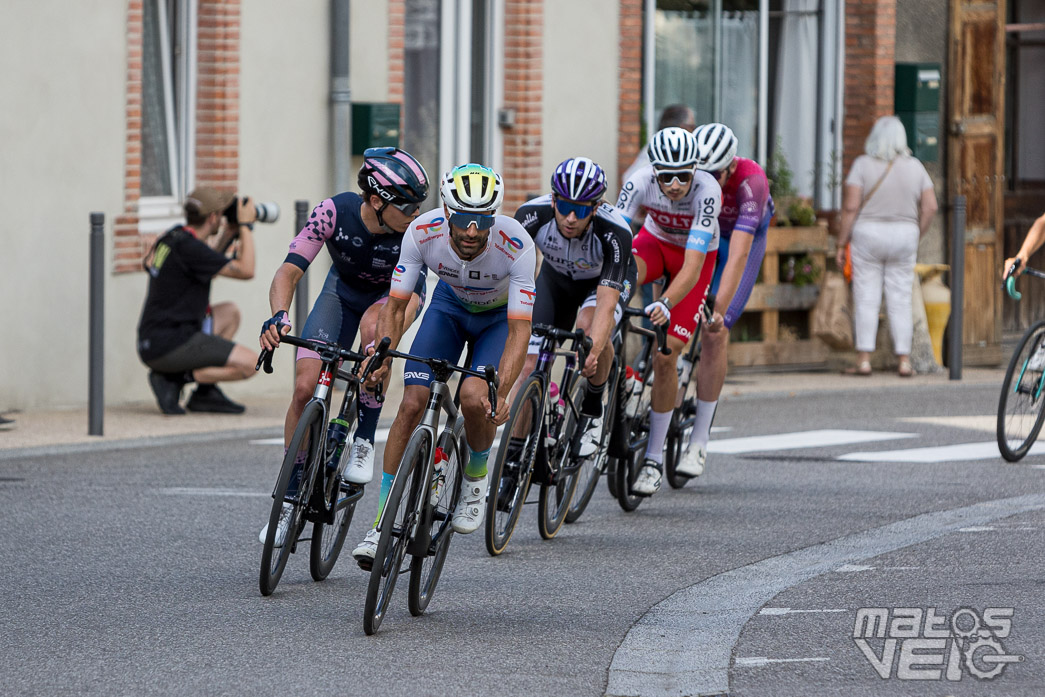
[3,382,1044,696]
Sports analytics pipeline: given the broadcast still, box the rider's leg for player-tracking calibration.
[645,334,686,463]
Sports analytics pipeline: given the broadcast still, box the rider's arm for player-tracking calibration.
[1006,212,1045,278]
[614,168,649,228]
[588,211,630,354]
[715,176,768,322]
[497,317,532,398]
[381,221,425,350]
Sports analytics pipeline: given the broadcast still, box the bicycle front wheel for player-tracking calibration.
[260,400,322,596]
[409,431,463,615]
[310,406,359,582]
[538,378,583,539]
[566,360,619,524]
[363,428,428,635]
[997,320,1045,461]
[485,375,542,556]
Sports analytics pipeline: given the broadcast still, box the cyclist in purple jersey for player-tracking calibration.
[681,123,774,478]
[258,148,429,546]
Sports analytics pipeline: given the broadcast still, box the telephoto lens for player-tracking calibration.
[254,202,280,223]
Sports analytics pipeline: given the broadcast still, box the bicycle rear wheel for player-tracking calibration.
[997,320,1045,461]
[485,375,542,556]
[260,400,322,596]
[566,360,619,524]
[363,429,427,635]
[665,341,702,488]
[409,432,463,615]
[538,379,583,539]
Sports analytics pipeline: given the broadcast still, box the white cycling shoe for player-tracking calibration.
[676,443,707,477]
[452,473,489,534]
[258,502,293,547]
[576,416,604,458]
[632,460,663,496]
[343,437,375,484]
[352,526,380,568]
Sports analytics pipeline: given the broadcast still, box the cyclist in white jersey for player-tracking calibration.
[353,164,537,564]
[616,126,721,496]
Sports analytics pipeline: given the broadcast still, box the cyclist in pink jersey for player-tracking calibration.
[616,126,721,496]
[677,123,774,478]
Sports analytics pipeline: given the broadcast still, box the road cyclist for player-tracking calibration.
[258,147,430,546]
[354,162,537,566]
[615,126,722,496]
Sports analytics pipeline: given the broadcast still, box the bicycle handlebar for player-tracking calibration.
[622,306,671,354]
[255,334,367,374]
[532,323,595,364]
[1002,260,1045,301]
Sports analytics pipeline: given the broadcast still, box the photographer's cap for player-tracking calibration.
[184,187,235,218]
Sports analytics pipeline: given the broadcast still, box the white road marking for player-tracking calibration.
[901,415,997,433]
[839,441,1045,462]
[958,526,995,532]
[834,564,874,573]
[707,429,916,454]
[159,487,268,498]
[734,657,830,668]
[758,608,847,616]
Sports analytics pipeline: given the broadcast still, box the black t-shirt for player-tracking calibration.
[137,225,230,361]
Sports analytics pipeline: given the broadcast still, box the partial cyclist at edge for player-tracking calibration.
[513,156,636,460]
[353,163,537,565]
[615,126,722,496]
[257,147,430,545]
[683,122,774,478]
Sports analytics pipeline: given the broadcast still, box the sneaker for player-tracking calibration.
[632,459,663,496]
[452,473,489,534]
[676,443,706,477]
[353,526,380,569]
[148,371,185,415]
[343,437,375,484]
[258,502,293,547]
[576,415,604,457]
[186,384,245,414]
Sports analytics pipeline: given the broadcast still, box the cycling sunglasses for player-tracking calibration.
[389,200,422,216]
[655,169,695,186]
[449,211,497,231]
[554,197,597,219]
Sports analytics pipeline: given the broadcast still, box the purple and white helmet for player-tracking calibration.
[550,157,607,202]
[357,147,429,206]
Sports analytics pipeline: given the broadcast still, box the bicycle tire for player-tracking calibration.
[665,340,701,488]
[566,359,620,523]
[259,400,323,596]
[363,429,427,635]
[484,375,542,556]
[538,378,583,539]
[614,377,653,512]
[310,398,359,581]
[997,320,1045,461]
[409,431,463,615]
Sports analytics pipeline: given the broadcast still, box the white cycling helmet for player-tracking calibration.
[439,163,505,213]
[647,127,699,169]
[693,123,738,172]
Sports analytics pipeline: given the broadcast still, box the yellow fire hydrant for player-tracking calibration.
[915,263,951,365]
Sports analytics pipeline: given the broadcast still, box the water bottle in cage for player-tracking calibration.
[326,417,351,472]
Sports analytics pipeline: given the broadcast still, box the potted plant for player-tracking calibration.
[766,137,817,227]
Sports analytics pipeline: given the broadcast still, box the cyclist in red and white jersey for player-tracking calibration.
[616,127,721,495]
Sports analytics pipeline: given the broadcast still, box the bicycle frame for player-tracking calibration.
[530,326,590,473]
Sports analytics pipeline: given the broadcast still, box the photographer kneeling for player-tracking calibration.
[137,187,261,414]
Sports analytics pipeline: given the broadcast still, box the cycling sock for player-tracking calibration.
[690,399,717,448]
[465,447,491,479]
[355,389,382,445]
[581,379,607,418]
[373,472,394,525]
[644,409,672,465]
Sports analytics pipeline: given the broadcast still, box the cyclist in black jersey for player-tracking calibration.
[514,157,636,455]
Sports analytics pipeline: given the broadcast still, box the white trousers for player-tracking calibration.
[850,219,919,355]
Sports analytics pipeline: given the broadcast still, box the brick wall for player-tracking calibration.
[618,0,643,190]
[388,0,404,112]
[843,0,896,174]
[115,0,241,274]
[502,0,543,214]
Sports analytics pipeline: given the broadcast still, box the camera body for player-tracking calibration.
[223,197,280,225]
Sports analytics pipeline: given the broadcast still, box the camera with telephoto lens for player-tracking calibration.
[223,197,280,225]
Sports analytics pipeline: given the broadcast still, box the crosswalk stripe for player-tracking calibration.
[707,429,916,454]
[838,441,1045,463]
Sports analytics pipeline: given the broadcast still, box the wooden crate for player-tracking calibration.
[727,223,831,368]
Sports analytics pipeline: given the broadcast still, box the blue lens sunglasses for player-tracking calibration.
[554,197,597,219]
[449,211,497,231]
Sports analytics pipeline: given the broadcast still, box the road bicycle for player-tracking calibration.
[606,306,669,512]
[255,335,375,596]
[663,300,714,488]
[362,339,499,635]
[484,325,592,556]
[997,261,1045,461]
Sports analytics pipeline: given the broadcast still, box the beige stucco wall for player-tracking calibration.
[0,1,391,411]
[542,0,621,195]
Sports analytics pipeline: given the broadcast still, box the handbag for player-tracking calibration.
[843,158,896,283]
[812,271,854,350]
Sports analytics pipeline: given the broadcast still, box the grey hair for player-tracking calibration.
[864,115,912,161]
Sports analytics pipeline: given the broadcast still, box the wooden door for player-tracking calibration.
[948,0,1007,365]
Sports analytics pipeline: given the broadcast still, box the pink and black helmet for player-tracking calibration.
[357,147,430,207]
[550,157,607,203]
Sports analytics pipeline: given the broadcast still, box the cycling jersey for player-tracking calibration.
[390,208,537,320]
[284,192,424,296]
[514,194,633,292]
[615,166,721,254]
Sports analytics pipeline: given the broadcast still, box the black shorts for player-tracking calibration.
[528,265,636,353]
[144,332,235,374]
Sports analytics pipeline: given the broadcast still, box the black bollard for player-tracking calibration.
[89,212,105,435]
